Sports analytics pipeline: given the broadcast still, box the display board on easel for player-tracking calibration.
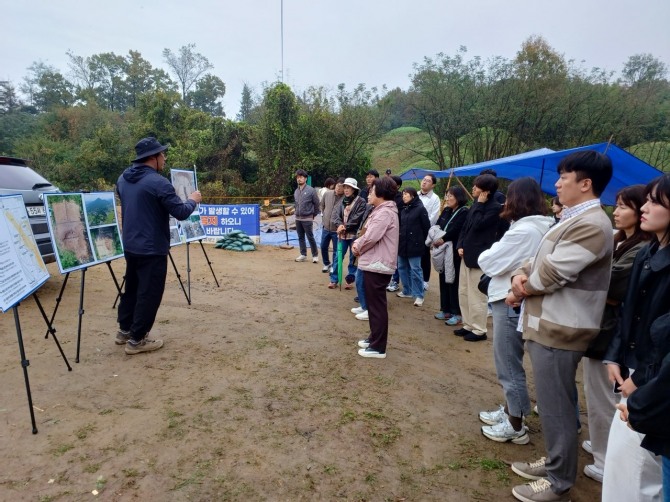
[42,191,124,362]
[0,194,51,312]
[43,192,124,273]
[170,169,206,242]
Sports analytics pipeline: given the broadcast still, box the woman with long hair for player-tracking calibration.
[580,185,651,484]
[477,177,554,443]
[432,186,469,324]
[603,175,670,500]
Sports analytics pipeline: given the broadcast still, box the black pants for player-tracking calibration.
[363,271,390,353]
[421,246,431,283]
[118,253,168,342]
[438,259,461,315]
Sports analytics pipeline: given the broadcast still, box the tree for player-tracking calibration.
[22,62,75,112]
[622,54,668,86]
[162,44,213,100]
[188,74,226,116]
[237,83,254,122]
[253,82,302,195]
[0,81,21,113]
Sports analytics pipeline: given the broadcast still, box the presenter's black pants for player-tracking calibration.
[118,252,168,342]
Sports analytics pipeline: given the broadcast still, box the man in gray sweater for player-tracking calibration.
[293,169,320,262]
[506,151,614,502]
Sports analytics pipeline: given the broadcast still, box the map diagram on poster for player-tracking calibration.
[44,192,124,274]
[170,169,206,242]
[0,194,50,312]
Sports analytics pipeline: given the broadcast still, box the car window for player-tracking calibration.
[0,164,53,190]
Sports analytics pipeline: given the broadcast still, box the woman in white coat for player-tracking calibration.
[477,177,554,444]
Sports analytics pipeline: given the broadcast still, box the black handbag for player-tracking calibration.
[477,273,491,295]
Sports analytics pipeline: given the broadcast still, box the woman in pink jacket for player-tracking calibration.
[352,177,400,359]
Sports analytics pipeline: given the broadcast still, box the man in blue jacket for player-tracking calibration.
[116,137,202,355]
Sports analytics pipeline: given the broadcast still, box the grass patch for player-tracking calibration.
[75,423,96,440]
[83,463,101,474]
[52,443,75,457]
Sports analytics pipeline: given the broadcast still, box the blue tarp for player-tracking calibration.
[400,143,664,206]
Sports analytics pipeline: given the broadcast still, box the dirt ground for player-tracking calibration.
[0,239,602,501]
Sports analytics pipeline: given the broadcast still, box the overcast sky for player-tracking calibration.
[3,0,669,117]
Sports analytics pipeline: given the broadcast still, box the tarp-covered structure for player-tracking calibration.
[400,143,664,206]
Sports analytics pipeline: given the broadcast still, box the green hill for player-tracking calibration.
[371,127,439,177]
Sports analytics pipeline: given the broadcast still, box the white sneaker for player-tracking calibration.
[328,266,333,274]
[351,306,365,315]
[583,464,603,483]
[322,265,329,272]
[481,419,529,444]
[357,339,370,348]
[423,281,430,291]
[396,292,412,298]
[479,404,507,425]
[355,310,369,321]
[386,281,399,292]
[413,297,424,307]
[358,347,386,358]
[582,440,593,455]
[312,256,319,263]
[295,255,307,262]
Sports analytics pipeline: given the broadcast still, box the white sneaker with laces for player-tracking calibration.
[482,419,529,444]
[312,256,319,263]
[351,306,365,315]
[355,310,369,321]
[295,255,307,262]
[581,440,593,455]
[358,347,386,358]
[357,339,370,348]
[479,404,507,425]
[512,477,569,502]
[583,464,603,483]
[322,265,329,272]
[414,297,424,307]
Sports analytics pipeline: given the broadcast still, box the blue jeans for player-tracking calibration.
[330,238,357,284]
[320,230,338,266]
[355,267,367,311]
[398,255,423,299]
[491,300,531,418]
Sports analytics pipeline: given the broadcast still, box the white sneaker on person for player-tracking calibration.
[414,297,424,307]
[357,339,370,349]
[312,256,319,263]
[322,265,329,272]
[386,281,399,292]
[355,310,369,321]
[481,419,529,444]
[511,457,547,481]
[396,292,412,298]
[358,347,386,358]
[351,306,365,315]
[295,255,307,262]
[583,464,603,483]
[581,440,593,455]
[479,404,507,425]
[423,281,430,291]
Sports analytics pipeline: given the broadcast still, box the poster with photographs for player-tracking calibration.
[169,216,184,247]
[170,169,206,242]
[44,192,123,274]
[83,192,124,262]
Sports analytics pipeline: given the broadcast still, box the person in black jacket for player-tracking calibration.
[432,186,469,324]
[454,174,508,342]
[602,174,670,499]
[116,137,202,355]
[396,187,431,306]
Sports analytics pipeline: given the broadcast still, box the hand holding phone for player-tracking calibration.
[613,366,630,394]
